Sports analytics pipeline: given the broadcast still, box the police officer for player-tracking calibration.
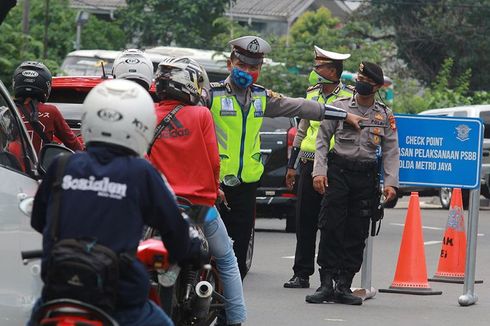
[284,46,352,289]
[305,62,399,305]
[209,36,365,279]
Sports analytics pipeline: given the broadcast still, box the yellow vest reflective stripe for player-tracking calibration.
[210,87,267,183]
[300,86,352,153]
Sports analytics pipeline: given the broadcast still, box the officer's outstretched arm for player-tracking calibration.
[323,104,364,130]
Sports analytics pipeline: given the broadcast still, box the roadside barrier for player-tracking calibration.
[429,188,483,284]
[379,192,442,295]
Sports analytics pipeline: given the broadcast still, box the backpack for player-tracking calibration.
[42,154,120,313]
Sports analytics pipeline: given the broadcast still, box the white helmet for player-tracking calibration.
[81,79,156,157]
[112,49,154,90]
[155,56,205,105]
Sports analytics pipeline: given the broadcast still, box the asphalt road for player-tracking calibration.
[242,196,490,326]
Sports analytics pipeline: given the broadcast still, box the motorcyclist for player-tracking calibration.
[29,79,200,325]
[12,61,83,154]
[145,57,246,326]
[112,49,155,90]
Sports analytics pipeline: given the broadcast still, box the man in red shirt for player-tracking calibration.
[12,61,83,154]
[145,57,246,326]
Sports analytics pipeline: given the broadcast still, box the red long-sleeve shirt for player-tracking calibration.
[17,101,83,154]
[148,100,220,206]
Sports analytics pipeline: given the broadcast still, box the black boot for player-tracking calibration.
[305,270,334,303]
[333,273,362,305]
[284,275,310,288]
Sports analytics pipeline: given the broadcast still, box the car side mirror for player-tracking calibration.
[38,144,74,175]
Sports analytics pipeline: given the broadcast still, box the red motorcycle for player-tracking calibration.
[140,197,225,326]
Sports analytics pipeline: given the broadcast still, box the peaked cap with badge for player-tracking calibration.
[314,45,351,63]
[228,36,271,65]
[358,61,384,85]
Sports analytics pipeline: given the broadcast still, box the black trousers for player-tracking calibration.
[317,163,374,274]
[292,160,323,277]
[219,181,258,279]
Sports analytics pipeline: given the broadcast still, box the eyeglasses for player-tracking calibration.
[222,175,241,187]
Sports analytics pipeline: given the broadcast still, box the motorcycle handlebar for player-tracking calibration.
[21,249,43,261]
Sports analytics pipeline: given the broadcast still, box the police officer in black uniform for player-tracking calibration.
[306,62,399,305]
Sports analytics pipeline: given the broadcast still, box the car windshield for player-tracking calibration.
[60,56,113,76]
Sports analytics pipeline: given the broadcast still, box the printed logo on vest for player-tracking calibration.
[220,98,237,116]
[253,99,263,117]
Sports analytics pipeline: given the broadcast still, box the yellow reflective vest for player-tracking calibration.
[300,84,352,153]
[210,84,267,183]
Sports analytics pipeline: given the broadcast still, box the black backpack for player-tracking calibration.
[42,154,120,313]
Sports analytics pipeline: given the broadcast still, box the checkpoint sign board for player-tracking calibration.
[396,114,483,189]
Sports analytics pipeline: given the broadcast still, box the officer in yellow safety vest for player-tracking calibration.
[283,46,353,289]
[208,35,366,281]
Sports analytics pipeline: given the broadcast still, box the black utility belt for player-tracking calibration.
[299,150,315,161]
[328,152,376,172]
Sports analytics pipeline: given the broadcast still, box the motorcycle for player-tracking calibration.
[21,197,224,326]
[141,196,226,326]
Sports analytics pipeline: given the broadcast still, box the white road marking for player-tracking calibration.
[324,318,345,322]
[390,223,485,236]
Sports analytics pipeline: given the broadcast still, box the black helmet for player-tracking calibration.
[12,61,52,102]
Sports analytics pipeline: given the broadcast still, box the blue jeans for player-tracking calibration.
[28,298,173,326]
[204,206,246,324]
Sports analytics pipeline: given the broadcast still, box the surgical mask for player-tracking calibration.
[308,70,337,86]
[231,67,253,89]
[355,80,375,95]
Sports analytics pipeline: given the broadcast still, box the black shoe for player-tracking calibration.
[305,285,334,303]
[283,275,310,288]
[334,273,363,305]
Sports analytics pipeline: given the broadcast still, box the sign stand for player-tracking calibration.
[458,188,480,306]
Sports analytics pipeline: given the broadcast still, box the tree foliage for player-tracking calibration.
[118,0,234,49]
[364,0,490,91]
[261,7,393,98]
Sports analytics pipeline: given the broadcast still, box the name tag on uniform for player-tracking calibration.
[220,98,237,116]
[253,99,263,117]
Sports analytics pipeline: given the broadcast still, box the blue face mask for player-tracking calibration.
[231,67,253,89]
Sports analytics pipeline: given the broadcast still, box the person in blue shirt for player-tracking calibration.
[29,79,198,325]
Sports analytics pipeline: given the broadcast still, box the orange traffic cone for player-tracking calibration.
[379,192,442,295]
[429,188,483,284]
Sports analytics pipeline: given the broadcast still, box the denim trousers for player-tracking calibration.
[204,206,246,324]
[28,298,173,326]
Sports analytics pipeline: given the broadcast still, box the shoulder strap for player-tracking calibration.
[17,100,52,145]
[147,104,185,156]
[49,154,71,242]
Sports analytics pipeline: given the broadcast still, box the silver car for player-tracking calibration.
[0,80,43,324]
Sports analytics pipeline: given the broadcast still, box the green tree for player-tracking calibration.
[81,16,126,50]
[365,0,490,91]
[261,8,392,97]
[118,0,234,49]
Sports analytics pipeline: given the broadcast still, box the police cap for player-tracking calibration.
[314,45,350,63]
[358,61,384,85]
[228,36,271,66]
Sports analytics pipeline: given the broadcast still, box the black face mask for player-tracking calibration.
[355,80,375,95]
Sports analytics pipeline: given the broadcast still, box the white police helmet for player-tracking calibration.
[81,79,156,156]
[112,49,154,90]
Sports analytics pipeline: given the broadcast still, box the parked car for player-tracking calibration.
[256,117,297,232]
[0,80,44,322]
[395,105,490,209]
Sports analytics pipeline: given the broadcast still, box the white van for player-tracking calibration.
[59,47,230,82]
[417,105,490,207]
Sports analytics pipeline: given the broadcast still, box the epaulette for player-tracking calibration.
[376,100,392,113]
[266,89,283,98]
[336,96,351,101]
[306,84,322,92]
[345,84,355,92]
[210,81,226,89]
[251,83,266,92]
